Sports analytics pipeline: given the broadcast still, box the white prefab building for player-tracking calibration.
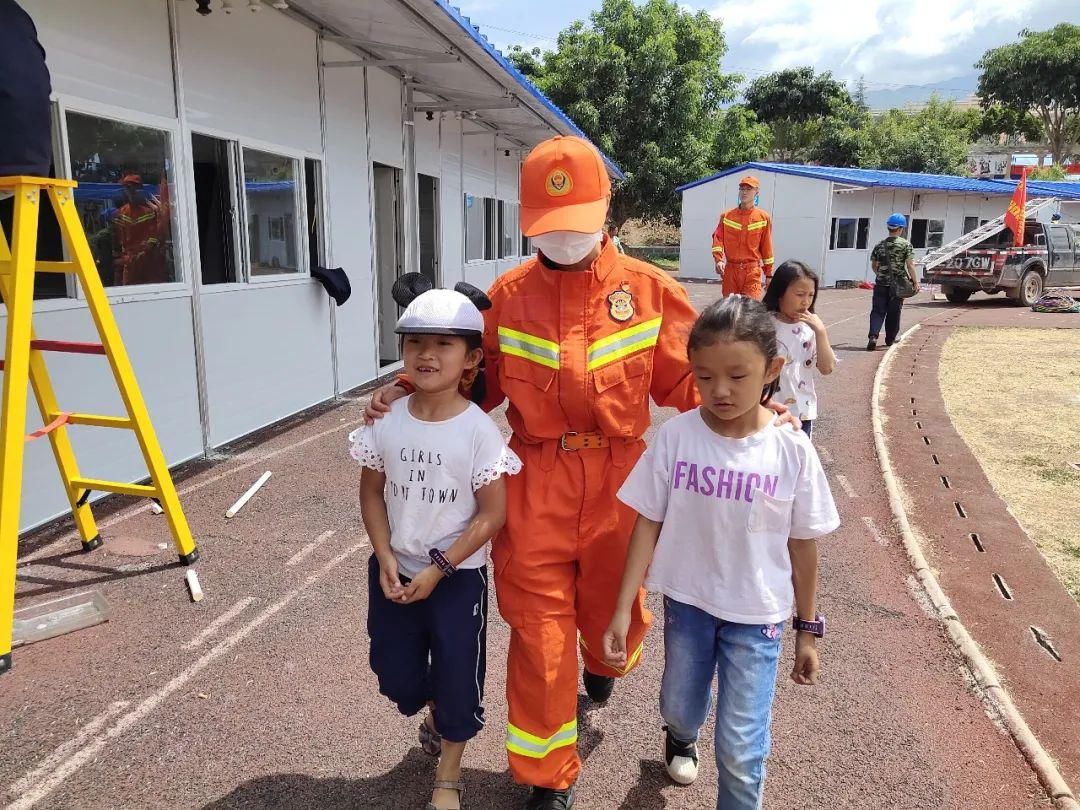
[3,0,621,532]
[678,163,1080,285]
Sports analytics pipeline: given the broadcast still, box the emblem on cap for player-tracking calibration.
[607,282,635,323]
[546,167,573,197]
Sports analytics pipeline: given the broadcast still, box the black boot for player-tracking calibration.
[866,337,877,351]
[525,786,576,809]
[582,669,615,703]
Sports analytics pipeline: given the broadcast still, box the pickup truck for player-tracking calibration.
[923,221,1080,306]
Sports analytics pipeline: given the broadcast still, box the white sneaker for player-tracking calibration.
[664,726,699,785]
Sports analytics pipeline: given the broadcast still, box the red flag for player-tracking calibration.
[1005,168,1028,247]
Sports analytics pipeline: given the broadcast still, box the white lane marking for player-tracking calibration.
[181,597,256,650]
[4,544,364,810]
[285,529,337,568]
[836,474,858,498]
[4,701,131,799]
[862,516,888,546]
[824,312,865,330]
[21,416,366,563]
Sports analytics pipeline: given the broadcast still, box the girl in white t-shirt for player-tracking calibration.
[349,273,521,810]
[602,295,839,810]
[762,260,836,441]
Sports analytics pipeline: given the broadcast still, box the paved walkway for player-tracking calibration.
[0,288,1055,808]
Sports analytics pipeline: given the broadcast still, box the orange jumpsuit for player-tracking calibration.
[480,237,700,789]
[113,200,168,286]
[710,204,774,299]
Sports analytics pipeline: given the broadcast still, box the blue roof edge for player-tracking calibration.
[431,1,625,181]
[676,162,1080,199]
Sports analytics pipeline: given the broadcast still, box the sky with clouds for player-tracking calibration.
[455,0,1078,93]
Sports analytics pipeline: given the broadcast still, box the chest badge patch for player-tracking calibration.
[607,282,635,322]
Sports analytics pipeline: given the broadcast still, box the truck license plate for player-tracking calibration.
[946,256,991,270]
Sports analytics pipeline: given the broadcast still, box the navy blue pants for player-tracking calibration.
[869,282,904,344]
[800,419,813,441]
[366,554,488,742]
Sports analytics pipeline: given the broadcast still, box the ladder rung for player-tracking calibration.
[61,413,134,430]
[0,340,106,370]
[0,175,78,189]
[69,477,159,499]
[0,260,77,275]
[31,340,106,355]
[37,261,79,274]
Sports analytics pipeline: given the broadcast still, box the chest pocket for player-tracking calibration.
[591,352,651,436]
[747,490,793,536]
[744,221,766,253]
[501,353,556,392]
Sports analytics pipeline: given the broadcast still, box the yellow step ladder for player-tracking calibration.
[1,176,198,675]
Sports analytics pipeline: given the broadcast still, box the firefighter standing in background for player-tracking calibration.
[711,174,774,299]
[113,174,169,286]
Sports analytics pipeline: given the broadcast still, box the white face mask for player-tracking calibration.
[532,230,603,265]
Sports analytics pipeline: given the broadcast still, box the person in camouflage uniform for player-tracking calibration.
[867,213,920,350]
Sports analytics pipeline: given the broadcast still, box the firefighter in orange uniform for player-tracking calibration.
[711,174,774,299]
[367,138,796,809]
[112,173,169,286]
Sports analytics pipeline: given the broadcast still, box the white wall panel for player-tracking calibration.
[176,3,321,153]
[439,116,465,287]
[3,297,202,531]
[368,69,404,169]
[463,136,495,197]
[24,0,176,119]
[414,113,442,178]
[201,284,334,447]
[323,42,378,391]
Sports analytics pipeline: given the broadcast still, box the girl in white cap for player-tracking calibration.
[349,273,521,810]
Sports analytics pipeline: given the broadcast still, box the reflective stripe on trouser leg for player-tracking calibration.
[496,441,587,789]
[506,719,578,758]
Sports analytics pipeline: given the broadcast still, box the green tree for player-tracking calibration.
[1030,165,1066,181]
[865,98,971,174]
[508,0,739,227]
[711,105,771,168]
[977,23,1080,164]
[971,104,1044,144]
[744,67,851,161]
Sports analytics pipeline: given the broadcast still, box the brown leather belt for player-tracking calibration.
[559,431,609,451]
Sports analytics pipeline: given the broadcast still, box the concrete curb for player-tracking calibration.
[871,323,1080,810]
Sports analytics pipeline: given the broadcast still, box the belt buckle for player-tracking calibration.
[560,432,578,451]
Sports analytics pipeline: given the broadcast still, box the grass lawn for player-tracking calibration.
[650,257,679,273]
[939,327,1080,603]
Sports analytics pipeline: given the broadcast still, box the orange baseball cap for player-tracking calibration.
[520,135,611,237]
[738,174,760,189]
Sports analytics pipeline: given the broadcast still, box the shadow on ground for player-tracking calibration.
[202,695,643,809]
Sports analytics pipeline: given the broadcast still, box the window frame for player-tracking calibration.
[829,217,870,251]
[55,96,191,302]
[463,193,487,264]
[187,125,320,292]
[910,217,945,249]
[497,200,520,260]
[238,144,310,284]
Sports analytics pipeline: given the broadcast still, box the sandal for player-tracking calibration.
[425,780,465,810]
[418,715,442,757]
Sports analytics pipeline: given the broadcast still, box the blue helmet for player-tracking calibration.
[886,213,907,229]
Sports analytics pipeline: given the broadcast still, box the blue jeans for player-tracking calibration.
[800,419,813,440]
[660,597,783,810]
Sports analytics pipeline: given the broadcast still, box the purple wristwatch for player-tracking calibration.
[429,548,457,578]
[792,613,825,637]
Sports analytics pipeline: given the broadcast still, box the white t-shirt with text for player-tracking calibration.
[617,410,839,624]
[349,397,522,576]
[773,314,819,422]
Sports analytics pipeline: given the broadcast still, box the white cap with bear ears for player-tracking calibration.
[393,272,492,336]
